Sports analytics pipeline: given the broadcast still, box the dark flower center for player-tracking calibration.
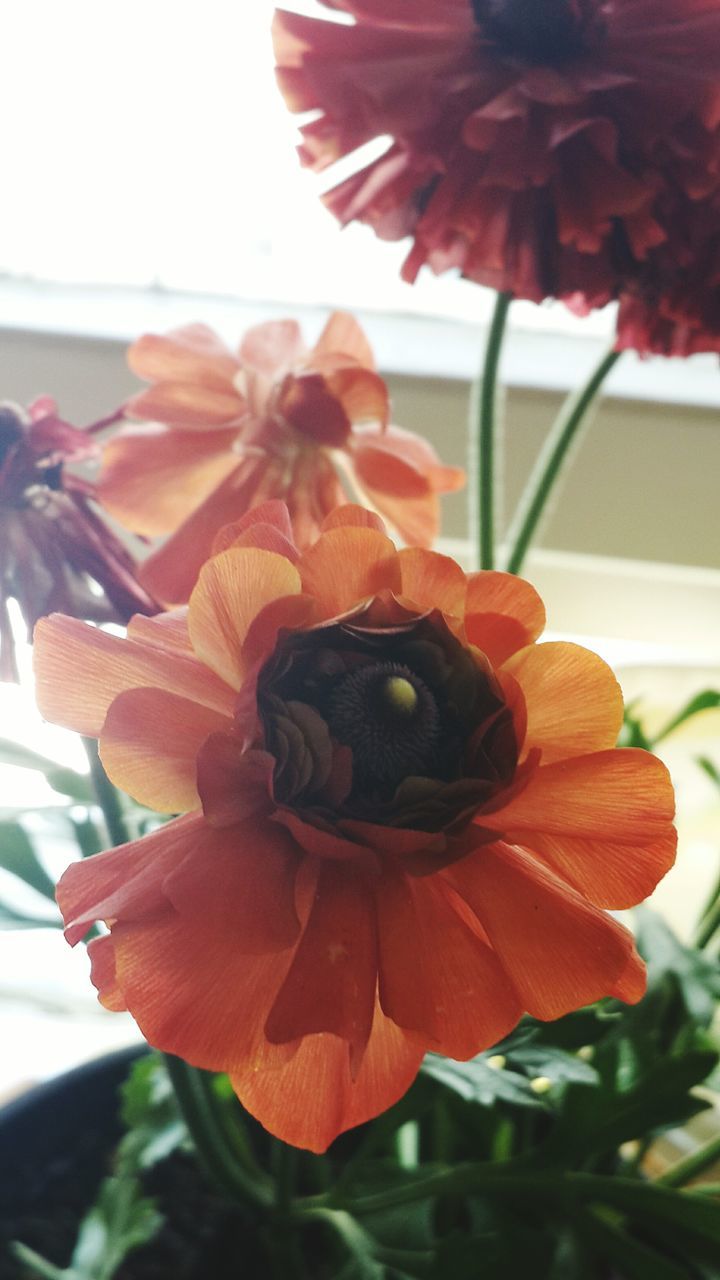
[257,606,519,831]
[471,0,601,63]
[327,661,441,791]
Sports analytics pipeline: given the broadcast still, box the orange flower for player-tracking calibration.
[35,504,675,1153]
[99,313,464,605]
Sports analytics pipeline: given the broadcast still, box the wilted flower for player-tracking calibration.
[99,313,464,604]
[35,502,676,1152]
[0,398,155,681]
[274,0,720,305]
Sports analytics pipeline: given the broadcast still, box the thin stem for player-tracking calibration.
[163,1055,273,1209]
[505,346,622,576]
[471,291,512,571]
[694,882,720,950]
[82,736,131,847]
[656,1131,720,1189]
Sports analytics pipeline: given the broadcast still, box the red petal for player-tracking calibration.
[231,1001,425,1153]
[87,935,127,1012]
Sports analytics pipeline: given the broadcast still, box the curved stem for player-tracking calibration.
[471,291,512,571]
[163,1054,273,1209]
[694,871,720,950]
[657,1131,720,1189]
[82,736,131,847]
[505,346,622,576]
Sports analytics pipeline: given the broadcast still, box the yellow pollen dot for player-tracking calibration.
[487,1054,506,1071]
[382,675,418,715]
[529,1075,553,1095]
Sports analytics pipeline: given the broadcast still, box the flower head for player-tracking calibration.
[0,398,155,681]
[99,313,464,604]
[35,503,675,1152]
[274,0,720,304]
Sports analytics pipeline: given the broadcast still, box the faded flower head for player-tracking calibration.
[0,398,154,680]
[35,503,676,1152]
[274,0,720,306]
[99,312,464,605]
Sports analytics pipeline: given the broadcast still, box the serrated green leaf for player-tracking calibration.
[0,820,56,899]
[118,1053,188,1173]
[69,1175,162,1280]
[422,1054,542,1110]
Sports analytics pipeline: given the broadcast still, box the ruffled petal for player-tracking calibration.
[447,841,646,1019]
[162,818,302,955]
[99,687,231,813]
[127,383,245,431]
[398,547,467,617]
[376,867,522,1057]
[465,572,546,665]
[87,935,127,1012]
[321,504,387,534]
[239,319,305,376]
[313,311,376,369]
[99,425,240,537]
[265,861,378,1066]
[524,828,677,910]
[34,615,234,738]
[128,325,239,388]
[58,813,204,945]
[231,1001,425,1153]
[502,641,624,763]
[298,526,401,616]
[485,749,675,841]
[188,547,302,688]
[348,426,463,546]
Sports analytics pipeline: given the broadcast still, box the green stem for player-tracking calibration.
[505,346,622,576]
[471,291,512,571]
[82,736,131,847]
[694,881,720,950]
[163,1054,273,1208]
[656,1131,720,1189]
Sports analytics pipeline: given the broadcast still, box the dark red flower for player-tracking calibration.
[274,0,720,304]
[615,190,720,355]
[0,398,155,680]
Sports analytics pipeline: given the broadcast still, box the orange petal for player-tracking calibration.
[265,861,377,1064]
[398,547,467,617]
[99,687,231,813]
[299,526,401,617]
[87,935,127,1012]
[163,818,301,955]
[377,868,522,1058]
[127,381,245,430]
[502,642,624,763]
[447,841,645,1019]
[325,367,389,427]
[197,738,275,827]
[138,458,281,607]
[239,319,305,376]
[58,813,204,945]
[127,609,193,656]
[525,828,677,910]
[465,572,546,666]
[99,425,240,537]
[210,499,297,557]
[485,749,675,841]
[188,547,302,688]
[313,311,376,370]
[128,325,239,389]
[241,593,319,672]
[231,1002,425,1152]
[34,615,234,738]
[321,504,386,534]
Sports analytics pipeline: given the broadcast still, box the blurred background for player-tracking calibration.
[0,0,718,1100]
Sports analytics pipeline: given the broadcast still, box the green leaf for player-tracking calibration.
[0,898,62,930]
[422,1054,542,1110]
[0,820,56,899]
[117,1053,188,1173]
[696,756,720,790]
[0,737,93,802]
[618,704,652,751]
[635,909,720,1025]
[569,1174,720,1263]
[649,690,720,747]
[572,1205,692,1280]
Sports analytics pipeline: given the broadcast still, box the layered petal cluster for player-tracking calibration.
[99,313,463,605]
[35,503,676,1152]
[0,399,155,681]
[274,0,720,306]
